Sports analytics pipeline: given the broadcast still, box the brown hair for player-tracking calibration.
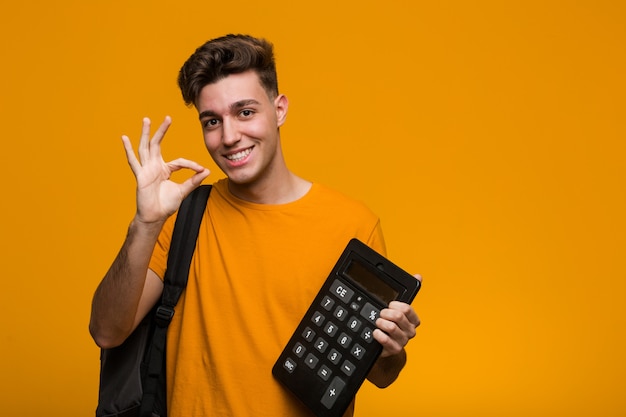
[177,34,279,106]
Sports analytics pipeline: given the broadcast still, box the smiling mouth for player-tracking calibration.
[225,147,253,162]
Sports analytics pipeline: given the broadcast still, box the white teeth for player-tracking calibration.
[226,148,252,162]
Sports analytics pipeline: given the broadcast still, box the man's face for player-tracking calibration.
[196,71,288,188]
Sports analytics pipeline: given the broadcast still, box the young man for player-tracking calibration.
[90,34,420,417]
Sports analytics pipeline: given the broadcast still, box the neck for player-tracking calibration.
[227,170,312,204]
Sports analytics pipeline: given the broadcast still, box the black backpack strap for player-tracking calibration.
[139,185,212,417]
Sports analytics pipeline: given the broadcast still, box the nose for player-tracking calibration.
[221,118,240,146]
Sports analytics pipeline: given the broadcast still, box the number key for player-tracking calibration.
[328,349,342,365]
[347,316,362,332]
[315,337,329,353]
[337,332,352,349]
[293,342,306,358]
[333,306,348,321]
[302,327,316,342]
[311,311,326,327]
[324,321,338,337]
[321,296,335,311]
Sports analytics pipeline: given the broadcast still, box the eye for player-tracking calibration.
[202,118,220,129]
[240,109,254,118]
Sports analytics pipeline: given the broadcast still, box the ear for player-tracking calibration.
[274,94,289,127]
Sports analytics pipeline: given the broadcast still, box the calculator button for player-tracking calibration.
[330,280,355,303]
[305,353,319,369]
[347,316,362,332]
[311,311,326,327]
[321,377,346,409]
[337,332,352,348]
[302,327,316,342]
[321,296,335,311]
[293,342,306,358]
[350,343,366,360]
[361,327,374,343]
[317,365,332,381]
[360,302,380,324]
[340,360,355,376]
[333,306,348,321]
[314,337,329,353]
[283,358,297,373]
[324,321,339,337]
[327,349,342,365]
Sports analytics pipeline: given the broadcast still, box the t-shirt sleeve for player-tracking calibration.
[366,218,387,257]
[148,213,177,281]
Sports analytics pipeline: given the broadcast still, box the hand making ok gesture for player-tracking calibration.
[121,116,211,224]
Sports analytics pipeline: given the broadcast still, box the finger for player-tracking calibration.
[149,116,172,154]
[166,157,209,174]
[165,157,211,195]
[414,273,423,282]
[377,316,414,344]
[178,168,211,196]
[378,304,419,344]
[372,328,404,357]
[374,313,415,358]
[388,301,420,327]
[121,135,141,175]
[137,117,152,162]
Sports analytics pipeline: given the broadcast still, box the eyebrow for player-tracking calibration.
[198,99,261,120]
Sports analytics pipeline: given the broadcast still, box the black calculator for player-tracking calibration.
[272,238,421,417]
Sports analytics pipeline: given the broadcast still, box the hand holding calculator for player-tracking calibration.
[272,239,421,417]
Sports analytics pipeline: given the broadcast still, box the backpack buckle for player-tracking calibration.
[155,305,175,327]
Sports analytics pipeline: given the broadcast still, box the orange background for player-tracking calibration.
[1,1,625,416]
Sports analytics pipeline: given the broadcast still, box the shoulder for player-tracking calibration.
[311,183,375,212]
[307,183,380,223]
[309,183,386,254]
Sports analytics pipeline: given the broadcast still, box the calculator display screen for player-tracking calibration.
[344,259,399,304]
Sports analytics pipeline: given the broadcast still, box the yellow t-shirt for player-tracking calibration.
[149,179,386,417]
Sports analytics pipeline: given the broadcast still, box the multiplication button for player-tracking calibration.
[350,343,366,360]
